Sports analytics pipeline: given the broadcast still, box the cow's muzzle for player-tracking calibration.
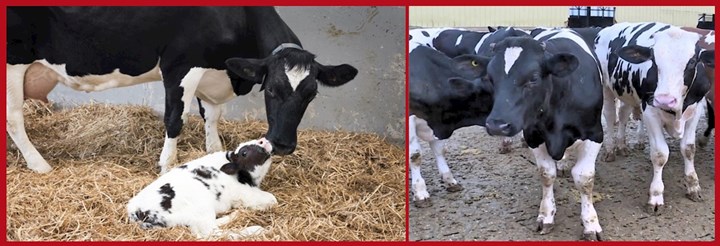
[486,119,514,136]
[653,94,679,112]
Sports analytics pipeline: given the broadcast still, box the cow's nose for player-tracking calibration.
[486,119,512,136]
[653,94,678,110]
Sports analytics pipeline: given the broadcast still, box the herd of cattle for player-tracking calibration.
[409,22,715,240]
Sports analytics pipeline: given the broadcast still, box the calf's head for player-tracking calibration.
[483,37,579,136]
[617,27,714,114]
[226,48,358,155]
[221,138,273,186]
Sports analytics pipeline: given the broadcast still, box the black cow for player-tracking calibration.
[408,45,492,207]
[481,29,605,240]
[6,7,358,173]
[432,28,492,57]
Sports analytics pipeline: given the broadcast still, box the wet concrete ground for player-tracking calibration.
[409,119,715,241]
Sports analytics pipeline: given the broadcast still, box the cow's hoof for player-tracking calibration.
[634,142,646,150]
[446,183,463,192]
[601,151,616,162]
[697,137,708,147]
[686,191,703,202]
[414,198,432,208]
[646,203,664,216]
[28,161,53,173]
[582,231,603,241]
[616,147,629,157]
[557,169,571,178]
[536,222,554,235]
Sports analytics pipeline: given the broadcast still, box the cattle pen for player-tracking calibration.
[6,101,405,241]
[6,6,405,241]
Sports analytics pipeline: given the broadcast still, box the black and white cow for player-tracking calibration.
[595,22,714,214]
[127,138,274,238]
[481,29,605,240]
[7,7,358,173]
[408,45,493,207]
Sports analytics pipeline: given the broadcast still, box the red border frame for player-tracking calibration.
[2,0,719,245]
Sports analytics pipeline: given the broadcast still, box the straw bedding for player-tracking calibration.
[6,100,406,241]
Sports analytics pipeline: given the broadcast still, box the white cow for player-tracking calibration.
[595,22,715,214]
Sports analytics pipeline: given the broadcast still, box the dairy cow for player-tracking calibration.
[482,28,605,240]
[7,7,358,173]
[678,27,716,147]
[595,22,714,214]
[408,45,493,207]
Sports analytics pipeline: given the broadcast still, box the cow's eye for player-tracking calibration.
[471,60,479,67]
[241,151,247,157]
[528,73,540,84]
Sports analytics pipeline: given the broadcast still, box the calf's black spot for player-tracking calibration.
[158,183,175,211]
[421,31,430,37]
[192,166,217,179]
[133,209,167,228]
[237,170,256,187]
[193,177,211,189]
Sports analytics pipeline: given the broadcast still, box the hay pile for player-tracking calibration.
[6,100,405,241]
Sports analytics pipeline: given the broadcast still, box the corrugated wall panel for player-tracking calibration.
[410,6,714,28]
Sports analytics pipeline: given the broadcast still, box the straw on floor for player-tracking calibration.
[6,100,405,241]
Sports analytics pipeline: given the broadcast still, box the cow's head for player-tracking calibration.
[483,37,579,136]
[226,47,358,155]
[617,28,714,114]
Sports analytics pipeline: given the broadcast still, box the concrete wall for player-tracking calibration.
[410,6,714,28]
[47,6,406,143]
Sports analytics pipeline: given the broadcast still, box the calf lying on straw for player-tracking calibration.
[127,138,277,239]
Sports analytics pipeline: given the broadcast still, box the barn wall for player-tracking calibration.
[410,6,714,28]
[46,7,406,143]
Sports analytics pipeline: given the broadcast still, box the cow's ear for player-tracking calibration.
[316,63,358,87]
[453,55,491,78]
[226,57,268,83]
[488,26,497,32]
[544,53,579,78]
[699,50,715,68]
[617,45,653,64]
[220,163,240,175]
[447,77,475,98]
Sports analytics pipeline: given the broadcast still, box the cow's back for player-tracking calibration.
[8,7,256,75]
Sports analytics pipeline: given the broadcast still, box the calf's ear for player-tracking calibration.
[447,77,476,98]
[699,50,715,68]
[316,63,358,87]
[617,45,653,64]
[544,53,579,78]
[220,163,240,175]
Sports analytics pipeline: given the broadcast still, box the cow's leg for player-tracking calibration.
[572,140,603,241]
[429,139,462,192]
[643,110,669,215]
[699,100,713,147]
[531,144,557,234]
[158,67,206,173]
[409,116,431,208]
[6,64,52,173]
[615,102,632,156]
[198,98,224,153]
[681,104,703,202]
[601,87,618,162]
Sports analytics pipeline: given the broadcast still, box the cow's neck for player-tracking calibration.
[246,7,303,58]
